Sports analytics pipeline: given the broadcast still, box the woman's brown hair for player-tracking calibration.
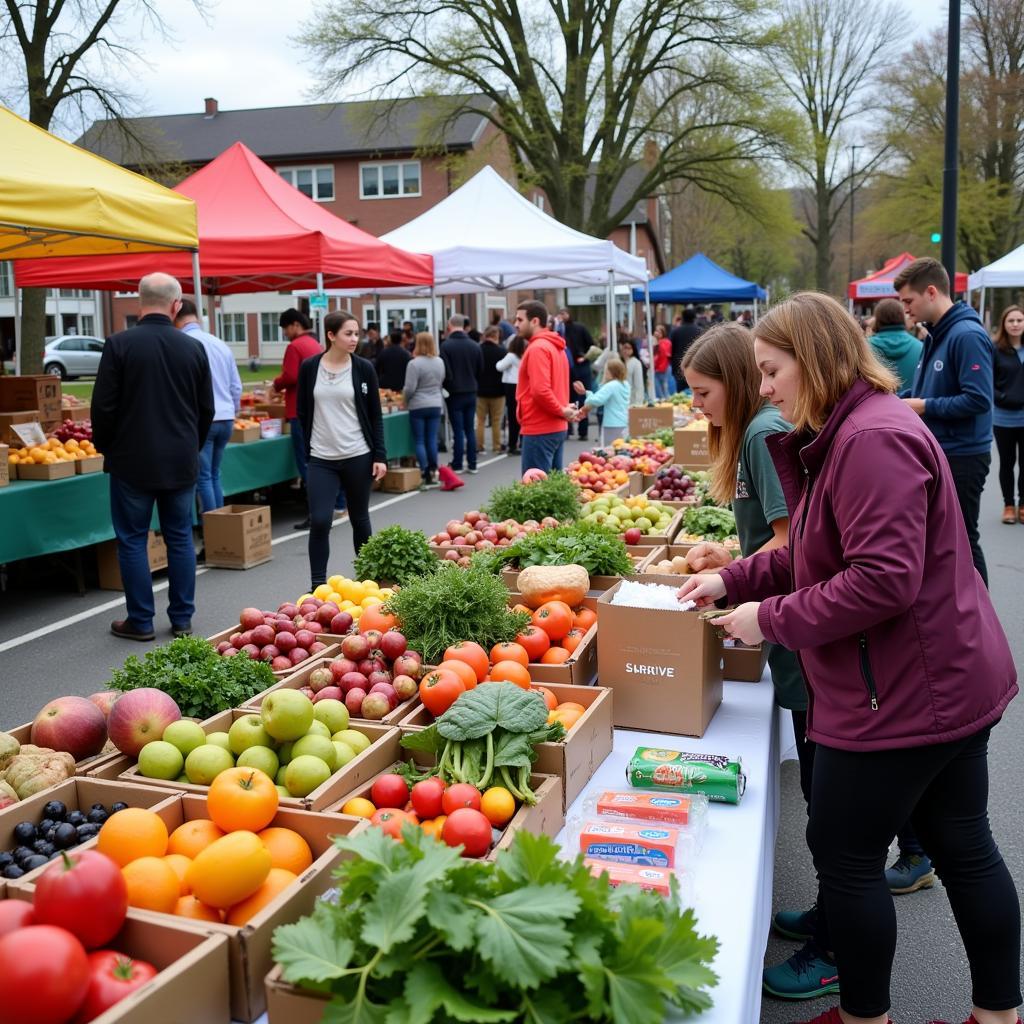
[994,306,1024,354]
[752,292,898,432]
[681,323,765,506]
[413,331,437,357]
[603,357,628,382]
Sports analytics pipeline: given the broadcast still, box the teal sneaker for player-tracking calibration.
[773,903,818,941]
[762,941,840,1000]
[885,852,936,894]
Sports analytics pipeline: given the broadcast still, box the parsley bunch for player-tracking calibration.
[682,505,737,542]
[474,521,633,577]
[353,525,439,585]
[485,471,581,523]
[273,828,719,1023]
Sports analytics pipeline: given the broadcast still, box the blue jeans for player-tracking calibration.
[409,406,441,475]
[521,430,565,475]
[655,370,675,399]
[109,476,196,631]
[197,419,232,512]
[448,392,477,470]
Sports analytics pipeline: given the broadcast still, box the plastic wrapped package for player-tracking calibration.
[566,817,697,869]
[627,746,746,804]
[581,789,708,853]
[584,858,694,903]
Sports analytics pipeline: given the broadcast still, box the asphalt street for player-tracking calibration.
[1,438,1021,1023]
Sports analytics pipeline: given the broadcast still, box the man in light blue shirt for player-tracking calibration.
[174,299,242,512]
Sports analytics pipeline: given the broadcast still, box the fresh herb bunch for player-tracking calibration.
[474,521,632,576]
[352,525,439,585]
[399,683,564,802]
[273,828,719,1023]
[485,471,580,523]
[682,505,737,542]
[383,563,529,664]
[108,636,275,719]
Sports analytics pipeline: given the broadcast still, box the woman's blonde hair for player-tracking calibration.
[603,357,627,382]
[413,331,437,357]
[682,323,765,506]
[753,292,898,432]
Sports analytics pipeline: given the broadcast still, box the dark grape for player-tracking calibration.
[66,811,87,827]
[86,808,108,825]
[110,802,128,813]
[2,864,25,879]
[42,801,67,820]
[22,854,48,871]
[13,822,35,843]
[54,823,78,849]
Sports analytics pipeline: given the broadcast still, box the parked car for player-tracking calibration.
[43,335,105,379]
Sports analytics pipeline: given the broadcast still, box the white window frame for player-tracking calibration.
[217,312,248,344]
[0,262,11,298]
[359,160,422,200]
[277,164,335,202]
[260,312,281,344]
[80,315,95,336]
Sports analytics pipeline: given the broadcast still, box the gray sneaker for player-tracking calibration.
[885,853,936,894]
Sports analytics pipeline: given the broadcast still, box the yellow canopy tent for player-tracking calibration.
[0,106,202,368]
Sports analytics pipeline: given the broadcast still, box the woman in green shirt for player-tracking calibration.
[681,324,835,1004]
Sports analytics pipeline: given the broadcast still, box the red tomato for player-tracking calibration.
[419,669,466,717]
[442,782,482,814]
[531,601,574,641]
[410,778,446,820]
[370,773,410,810]
[441,808,493,858]
[370,808,410,841]
[442,641,489,683]
[0,900,34,937]
[73,950,158,1023]
[515,624,551,662]
[0,925,90,1024]
[34,849,128,949]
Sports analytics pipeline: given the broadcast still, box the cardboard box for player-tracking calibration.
[723,641,769,682]
[379,466,421,492]
[15,458,76,480]
[202,504,272,569]
[629,405,675,437]
[0,444,8,487]
[253,401,287,419]
[505,593,599,685]
[627,470,645,495]
[231,424,260,443]
[62,405,92,422]
[97,531,168,591]
[106,710,401,811]
[75,453,104,474]
[595,581,723,736]
[0,374,62,424]
[9,794,366,1022]
[0,410,42,447]
[205,627,339,678]
[266,965,334,1024]
[673,423,711,467]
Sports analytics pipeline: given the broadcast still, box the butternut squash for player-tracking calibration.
[516,564,590,609]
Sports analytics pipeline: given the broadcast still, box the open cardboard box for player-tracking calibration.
[595,580,723,736]
[9,794,366,1022]
[723,641,770,682]
[505,593,598,686]
[95,709,401,811]
[628,405,675,437]
[3,897,231,1024]
[239,654,423,727]
[16,459,76,479]
[201,504,273,569]
[206,626,340,678]
[75,453,104,474]
[614,507,684,547]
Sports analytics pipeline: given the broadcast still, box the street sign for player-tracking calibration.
[309,292,328,310]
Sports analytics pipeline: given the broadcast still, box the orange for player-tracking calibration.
[556,702,586,714]
[185,831,272,909]
[122,856,180,914]
[533,686,558,710]
[437,659,478,691]
[341,797,376,819]
[488,660,532,689]
[489,642,529,667]
[442,641,490,683]
[208,767,280,833]
[257,827,313,874]
[480,787,516,828]
[540,647,571,665]
[167,819,225,859]
[225,868,298,926]
[98,808,169,866]
[550,707,582,730]
[573,607,597,631]
[163,853,193,896]
[173,895,222,923]
[420,816,446,840]
[358,605,397,633]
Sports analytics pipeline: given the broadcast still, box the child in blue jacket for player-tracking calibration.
[573,357,631,444]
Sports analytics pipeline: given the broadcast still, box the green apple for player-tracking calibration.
[285,755,331,797]
[162,720,208,758]
[236,745,279,779]
[229,715,275,755]
[176,773,189,783]
[138,740,184,780]
[275,785,291,799]
[332,741,357,768]
[206,731,232,752]
[313,699,349,735]
[277,741,294,765]
[261,690,314,742]
[305,719,331,739]
[332,729,370,755]
[276,765,289,786]
[185,744,234,785]
[291,733,336,770]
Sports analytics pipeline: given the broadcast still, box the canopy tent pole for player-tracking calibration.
[753,298,759,323]
[54,287,61,337]
[979,287,986,322]
[13,284,21,375]
[606,269,615,349]
[191,251,207,330]
[428,286,436,339]
[643,274,653,354]
[316,273,326,344]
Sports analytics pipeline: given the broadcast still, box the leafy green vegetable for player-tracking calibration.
[383,563,528,664]
[485,471,581,523]
[682,505,737,542]
[473,521,633,577]
[108,636,275,719]
[352,525,439,585]
[437,683,550,740]
[635,428,675,446]
[272,827,719,1023]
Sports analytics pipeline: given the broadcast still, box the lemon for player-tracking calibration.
[328,574,344,590]
[360,595,382,608]
[313,584,332,600]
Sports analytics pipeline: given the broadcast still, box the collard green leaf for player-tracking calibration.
[272,917,355,985]
[360,867,429,953]
[399,725,444,755]
[491,731,534,769]
[401,962,517,1023]
[437,682,549,740]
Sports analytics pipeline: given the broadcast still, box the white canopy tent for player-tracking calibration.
[968,244,1024,319]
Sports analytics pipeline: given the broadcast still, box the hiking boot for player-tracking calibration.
[763,941,839,1000]
[170,621,192,639]
[788,1009,891,1024]
[110,620,155,642]
[773,904,819,941]
[886,852,936,894]
[1002,505,1017,524]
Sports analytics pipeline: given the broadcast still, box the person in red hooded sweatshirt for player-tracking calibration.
[513,300,575,475]
[678,292,1020,1024]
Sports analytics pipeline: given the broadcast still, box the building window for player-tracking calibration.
[278,165,334,202]
[0,262,11,297]
[260,313,282,344]
[359,161,421,199]
[532,194,546,212]
[80,315,95,336]
[218,312,247,344]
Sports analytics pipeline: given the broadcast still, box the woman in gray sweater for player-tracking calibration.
[403,331,446,489]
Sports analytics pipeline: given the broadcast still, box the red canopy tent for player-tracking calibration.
[848,252,968,301]
[14,141,433,293]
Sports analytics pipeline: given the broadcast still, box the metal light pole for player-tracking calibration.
[848,144,862,289]
[941,0,961,285]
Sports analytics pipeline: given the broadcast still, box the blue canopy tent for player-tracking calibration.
[633,253,766,313]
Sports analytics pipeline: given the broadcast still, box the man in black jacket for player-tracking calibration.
[375,331,412,391]
[558,309,594,440]
[92,273,214,642]
[669,308,702,392]
[440,315,483,473]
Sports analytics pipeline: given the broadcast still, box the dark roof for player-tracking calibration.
[76,95,493,168]
[586,162,652,225]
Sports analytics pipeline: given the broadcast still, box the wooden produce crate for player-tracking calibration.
[16,459,76,480]
[75,453,105,474]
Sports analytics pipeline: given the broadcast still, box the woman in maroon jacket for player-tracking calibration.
[679,292,1020,1024]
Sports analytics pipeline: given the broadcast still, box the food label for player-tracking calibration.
[628,746,745,804]
[579,821,679,867]
[595,790,694,825]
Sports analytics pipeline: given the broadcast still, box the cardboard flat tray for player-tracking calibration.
[16,459,76,479]
[75,454,104,473]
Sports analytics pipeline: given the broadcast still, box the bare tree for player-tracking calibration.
[297,0,783,240]
[768,0,899,292]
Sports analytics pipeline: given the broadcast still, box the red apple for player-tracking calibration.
[393,654,422,680]
[276,620,296,635]
[278,603,299,618]
[309,642,327,655]
[260,644,280,662]
[315,604,338,627]
[340,671,369,694]
[330,658,357,682]
[308,667,335,692]
[443,549,460,561]
[251,624,276,647]
[379,631,408,661]
[271,656,293,671]
[360,693,391,720]
[275,631,298,653]
[294,629,315,649]
[222,648,239,658]
[88,690,119,719]
[362,629,383,649]
[392,674,418,700]
[345,688,368,716]
[367,669,393,689]
[624,527,643,545]
[241,644,261,659]
[240,607,264,631]
[288,648,310,666]
[216,641,232,654]
[330,612,353,634]
[298,687,315,699]
[31,696,107,761]
[341,633,370,661]
[312,686,344,703]
[107,688,182,758]
[304,620,324,635]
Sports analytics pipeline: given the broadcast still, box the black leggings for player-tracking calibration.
[807,727,1021,1017]
[504,383,520,451]
[994,425,1024,506]
[306,453,374,585]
